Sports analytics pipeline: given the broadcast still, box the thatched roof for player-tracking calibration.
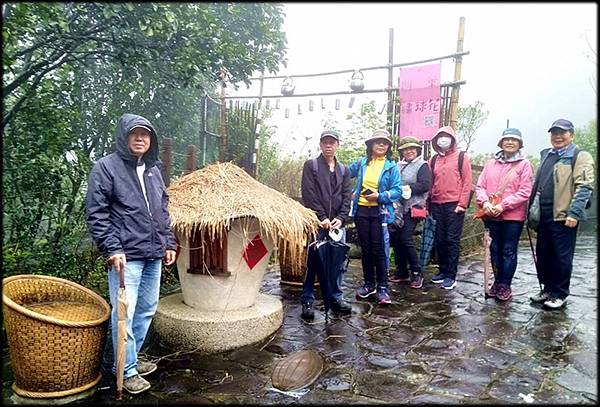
[168,162,319,260]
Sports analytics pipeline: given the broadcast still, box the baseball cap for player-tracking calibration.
[129,124,152,134]
[548,119,574,132]
[320,130,340,141]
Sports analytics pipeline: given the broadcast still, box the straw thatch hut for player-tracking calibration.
[167,162,319,311]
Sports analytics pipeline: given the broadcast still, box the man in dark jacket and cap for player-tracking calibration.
[86,113,177,394]
[299,130,353,320]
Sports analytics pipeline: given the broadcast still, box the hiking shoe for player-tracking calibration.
[530,290,550,303]
[543,297,566,310]
[431,272,445,284]
[137,359,157,376]
[441,277,457,290]
[331,299,352,314]
[356,283,377,299]
[301,303,315,321]
[487,282,498,298]
[124,374,151,394]
[389,275,410,283]
[409,273,423,289]
[495,284,512,302]
[377,287,392,305]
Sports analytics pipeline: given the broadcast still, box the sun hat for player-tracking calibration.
[498,127,523,148]
[364,129,392,145]
[398,136,422,151]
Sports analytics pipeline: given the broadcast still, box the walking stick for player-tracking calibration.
[482,228,492,298]
[526,226,543,292]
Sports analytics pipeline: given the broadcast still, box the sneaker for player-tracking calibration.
[495,284,512,302]
[301,303,315,321]
[389,275,410,283]
[331,299,352,314]
[123,374,151,394]
[409,273,423,289]
[431,272,445,284]
[543,297,566,310]
[441,277,457,290]
[487,282,498,298]
[530,290,550,303]
[356,283,377,299]
[137,359,157,376]
[377,287,392,305]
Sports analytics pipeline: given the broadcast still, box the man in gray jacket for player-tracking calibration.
[86,113,176,394]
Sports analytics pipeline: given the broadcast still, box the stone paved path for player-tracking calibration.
[3,235,596,404]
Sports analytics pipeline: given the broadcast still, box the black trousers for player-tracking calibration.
[536,207,578,299]
[389,215,421,277]
[430,202,465,279]
[355,205,388,288]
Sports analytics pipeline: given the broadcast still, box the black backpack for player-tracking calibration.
[430,151,474,208]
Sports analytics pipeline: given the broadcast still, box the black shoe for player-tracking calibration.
[301,303,315,320]
[331,299,352,314]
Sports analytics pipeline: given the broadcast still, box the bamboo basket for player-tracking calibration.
[2,274,110,399]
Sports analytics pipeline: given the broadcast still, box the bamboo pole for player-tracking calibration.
[386,28,394,132]
[449,16,466,130]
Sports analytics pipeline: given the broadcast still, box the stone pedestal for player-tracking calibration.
[153,293,282,353]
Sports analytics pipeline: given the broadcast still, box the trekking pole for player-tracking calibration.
[526,226,543,292]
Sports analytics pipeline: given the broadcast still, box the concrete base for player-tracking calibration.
[153,293,283,353]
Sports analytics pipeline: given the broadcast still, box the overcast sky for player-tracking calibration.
[228,2,597,159]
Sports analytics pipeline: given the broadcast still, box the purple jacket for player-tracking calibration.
[475,154,534,221]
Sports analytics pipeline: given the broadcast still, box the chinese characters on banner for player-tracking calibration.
[398,63,441,141]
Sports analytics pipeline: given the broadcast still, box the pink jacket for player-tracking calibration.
[428,126,473,208]
[475,156,534,221]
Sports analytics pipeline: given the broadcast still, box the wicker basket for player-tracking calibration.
[2,274,110,399]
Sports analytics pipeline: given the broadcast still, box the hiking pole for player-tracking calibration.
[526,226,543,292]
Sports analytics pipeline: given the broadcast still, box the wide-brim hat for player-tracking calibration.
[365,129,392,145]
[498,127,523,148]
[398,136,422,151]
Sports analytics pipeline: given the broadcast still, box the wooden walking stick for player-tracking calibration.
[115,266,128,400]
[482,228,493,298]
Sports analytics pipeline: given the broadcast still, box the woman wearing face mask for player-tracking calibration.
[347,129,402,305]
[389,136,432,289]
[428,126,473,290]
[475,128,533,301]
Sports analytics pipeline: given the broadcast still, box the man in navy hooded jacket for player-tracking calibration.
[86,113,176,394]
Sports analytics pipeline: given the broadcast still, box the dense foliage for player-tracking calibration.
[2,3,287,294]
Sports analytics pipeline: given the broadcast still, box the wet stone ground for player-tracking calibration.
[3,233,597,404]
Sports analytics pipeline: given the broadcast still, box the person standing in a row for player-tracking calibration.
[348,129,402,305]
[528,119,595,309]
[475,128,533,301]
[428,126,473,290]
[389,136,432,289]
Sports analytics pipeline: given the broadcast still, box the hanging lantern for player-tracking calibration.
[321,98,325,109]
[285,108,289,118]
[297,104,302,115]
[350,70,365,92]
[335,99,340,110]
[275,99,280,109]
[265,99,270,109]
[281,77,295,96]
[348,96,355,108]
[309,100,314,111]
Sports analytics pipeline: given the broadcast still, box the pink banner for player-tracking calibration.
[398,63,441,141]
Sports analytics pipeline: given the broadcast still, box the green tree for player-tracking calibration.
[456,101,489,152]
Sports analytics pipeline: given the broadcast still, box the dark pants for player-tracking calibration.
[355,205,388,288]
[430,202,465,279]
[536,208,578,300]
[301,229,345,305]
[483,219,524,286]
[390,215,421,278]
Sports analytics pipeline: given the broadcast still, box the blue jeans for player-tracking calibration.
[483,220,524,286]
[301,228,347,304]
[108,259,162,379]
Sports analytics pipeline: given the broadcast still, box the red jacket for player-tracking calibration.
[428,126,473,208]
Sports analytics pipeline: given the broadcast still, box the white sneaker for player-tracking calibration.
[530,291,549,303]
[543,297,566,309]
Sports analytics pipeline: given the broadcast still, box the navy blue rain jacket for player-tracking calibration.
[85,113,177,261]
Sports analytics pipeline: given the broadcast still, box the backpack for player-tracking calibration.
[430,151,474,208]
[572,147,592,209]
[311,157,346,178]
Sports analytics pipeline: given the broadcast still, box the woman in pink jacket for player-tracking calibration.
[475,128,533,301]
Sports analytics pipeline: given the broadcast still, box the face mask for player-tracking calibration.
[436,136,452,150]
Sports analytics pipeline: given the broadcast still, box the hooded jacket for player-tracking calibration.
[475,151,533,221]
[428,126,473,208]
[85,113,177,261]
